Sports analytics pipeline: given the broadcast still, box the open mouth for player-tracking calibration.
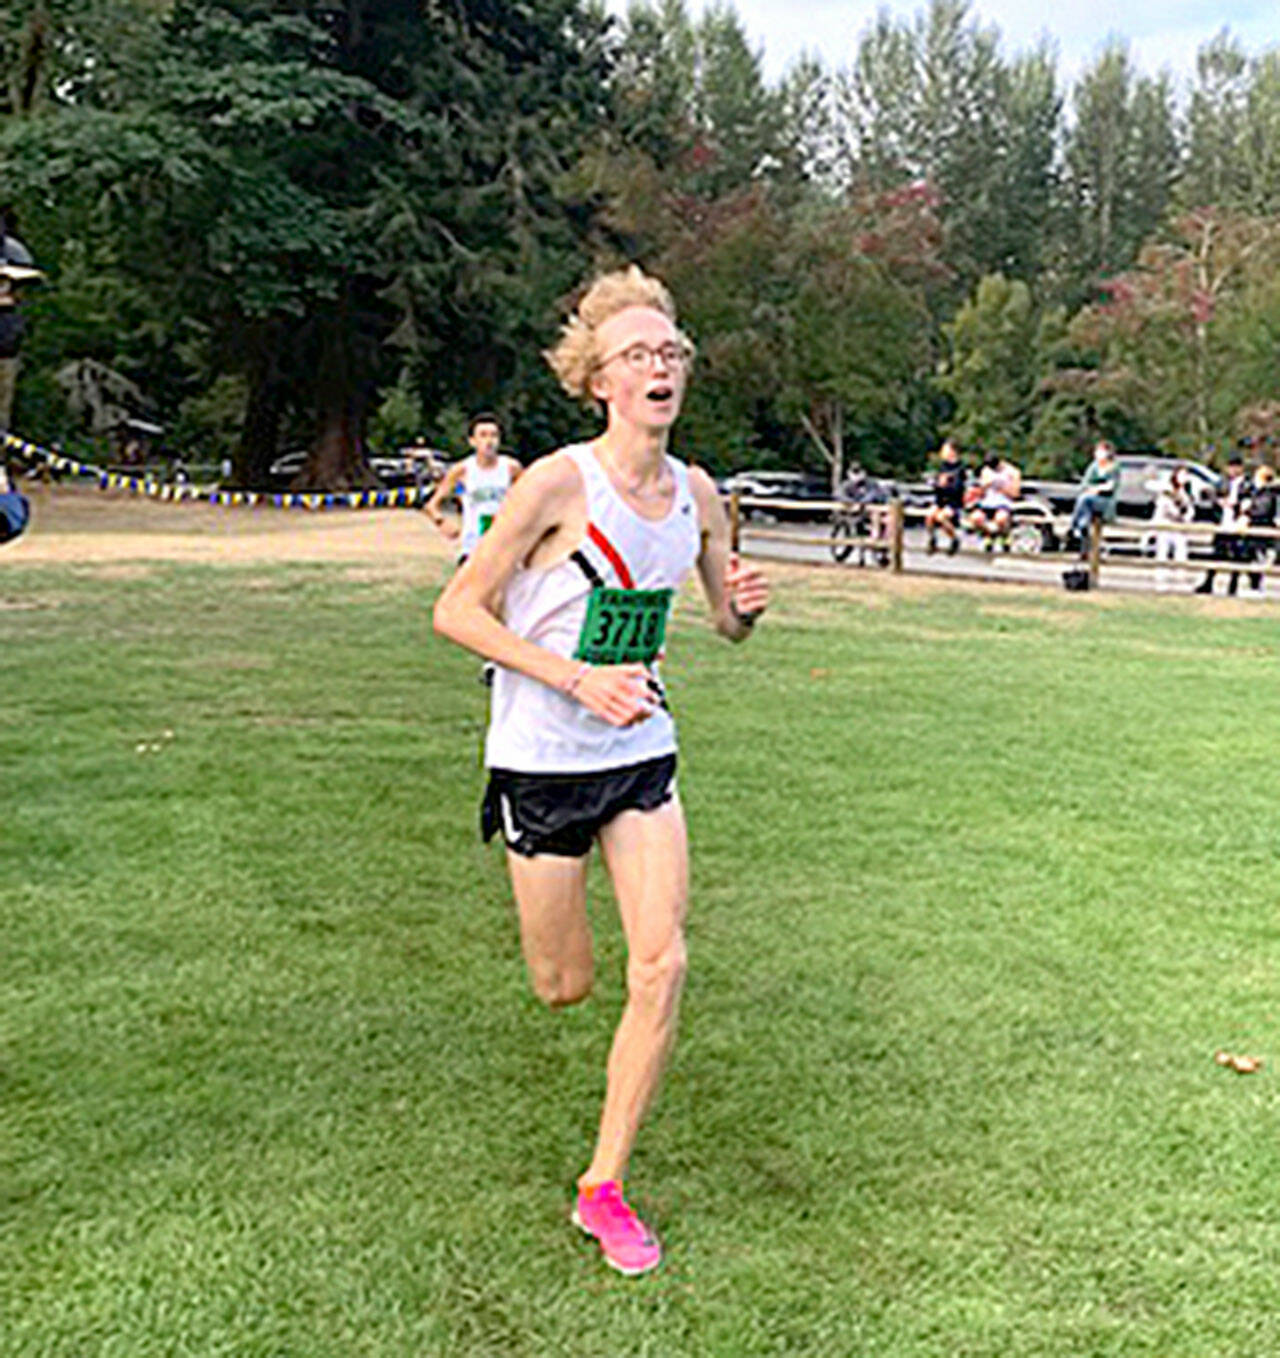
[646,386,674,403]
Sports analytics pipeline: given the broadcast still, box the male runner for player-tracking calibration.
[434,265,768,1276]
[424,412,522,563]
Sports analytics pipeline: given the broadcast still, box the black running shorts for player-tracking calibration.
[481,754,678,859]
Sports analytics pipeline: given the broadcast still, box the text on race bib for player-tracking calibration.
[574,587,673,666]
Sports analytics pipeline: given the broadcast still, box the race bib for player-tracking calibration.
[574,587,672,665]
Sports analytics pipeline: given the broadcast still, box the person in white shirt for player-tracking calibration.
[434,265,768,1276]
[1150,467,1194,592]
[424,413,522,563]
[967,451,1021,548]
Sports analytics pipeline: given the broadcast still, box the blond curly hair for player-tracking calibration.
[545,264,693,404]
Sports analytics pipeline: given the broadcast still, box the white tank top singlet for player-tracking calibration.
[485,443,702,774]
[458,455,513,559]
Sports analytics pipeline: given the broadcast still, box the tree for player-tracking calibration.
[937,273,1039,458]
[1065,210,1280,454]
[1242,52,1280,213]
[1062,43,1177,295]
[828,2,1061,295]
[2,0,613,482]
[772,188,941,486]
[1183,30,1250,210]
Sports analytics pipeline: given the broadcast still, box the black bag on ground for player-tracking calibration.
[1062,566,1090,592]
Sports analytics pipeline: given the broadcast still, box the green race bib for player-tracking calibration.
[574,587,673,665]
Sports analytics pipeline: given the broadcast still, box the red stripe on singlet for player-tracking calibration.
[586,522,635,589]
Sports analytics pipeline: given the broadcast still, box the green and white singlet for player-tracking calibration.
[458,455,514,560]
[485,444,701,774]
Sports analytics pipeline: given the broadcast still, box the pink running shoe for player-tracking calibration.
[572,1181,662,1276]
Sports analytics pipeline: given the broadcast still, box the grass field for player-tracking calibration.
[5,552,1280,1355]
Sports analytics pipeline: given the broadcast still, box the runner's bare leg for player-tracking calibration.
[580,795,688,1185]
[508,853,594,1007]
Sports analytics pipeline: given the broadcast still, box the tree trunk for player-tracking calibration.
[16,9,48,115]
[310,395,373,489]
[800,408,835,486]
[1192,216,1213,452]
[304,300,374,489]
[832,402,844,490]
[233,323,285,488]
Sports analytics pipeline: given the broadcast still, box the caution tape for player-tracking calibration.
[1,432,430,511]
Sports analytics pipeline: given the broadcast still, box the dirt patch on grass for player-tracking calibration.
[0,594,61,610]
[7,483,454,578]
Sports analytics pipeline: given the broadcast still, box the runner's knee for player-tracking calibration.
[530,958,594,1009]
[626,937,687,1018]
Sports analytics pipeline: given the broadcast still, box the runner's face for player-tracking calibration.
[469,422,501,461]
[590,306,687,432]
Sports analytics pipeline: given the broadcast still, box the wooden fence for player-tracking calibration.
[727,492,1280,592]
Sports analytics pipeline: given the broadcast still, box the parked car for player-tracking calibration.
[265,449,310,488]
[398,444,450,488]
[720,470,835,522]
[265,448,439,491]
[367,451,421,488]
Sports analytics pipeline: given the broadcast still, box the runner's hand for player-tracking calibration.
[571,664,657,727]
[726,551,768,618]
[438,518,460,540]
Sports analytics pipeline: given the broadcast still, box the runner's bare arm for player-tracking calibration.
[506,456,524,485]
[433,453,656,727]
[689,466,768,641]
[423,462,464,538]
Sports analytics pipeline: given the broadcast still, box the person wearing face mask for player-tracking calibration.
[434,265,768,1277]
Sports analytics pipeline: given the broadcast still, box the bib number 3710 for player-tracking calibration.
[574,587,673,666]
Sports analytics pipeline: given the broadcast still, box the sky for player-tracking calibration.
[604,0,1278,89]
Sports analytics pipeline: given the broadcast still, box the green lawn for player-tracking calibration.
[4,560,1280,1355]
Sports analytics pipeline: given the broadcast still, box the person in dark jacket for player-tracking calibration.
[924,440,967,555]
[1244,464,1277,597]
[1195,453,1251,596]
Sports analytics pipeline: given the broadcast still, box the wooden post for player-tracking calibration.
[729,489,741,554]
[1087,517,1102,589]
[890,499,905,573]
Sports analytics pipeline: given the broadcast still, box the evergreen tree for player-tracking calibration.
[1063,43,1177,295]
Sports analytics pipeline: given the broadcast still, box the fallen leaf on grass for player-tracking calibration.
[810,667,830,679]
[1214,1050,1264,1074]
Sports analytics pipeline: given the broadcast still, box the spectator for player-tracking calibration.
[838,463,892,566]
[0,275,24,434]
[0,458,30,544]
[1244,463,1277,598]
[1150,467,1194,593]
[1195,452,1251,596]
[924,439,967,555]
[967,450,1021,550]
[1066,440,1119,555]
